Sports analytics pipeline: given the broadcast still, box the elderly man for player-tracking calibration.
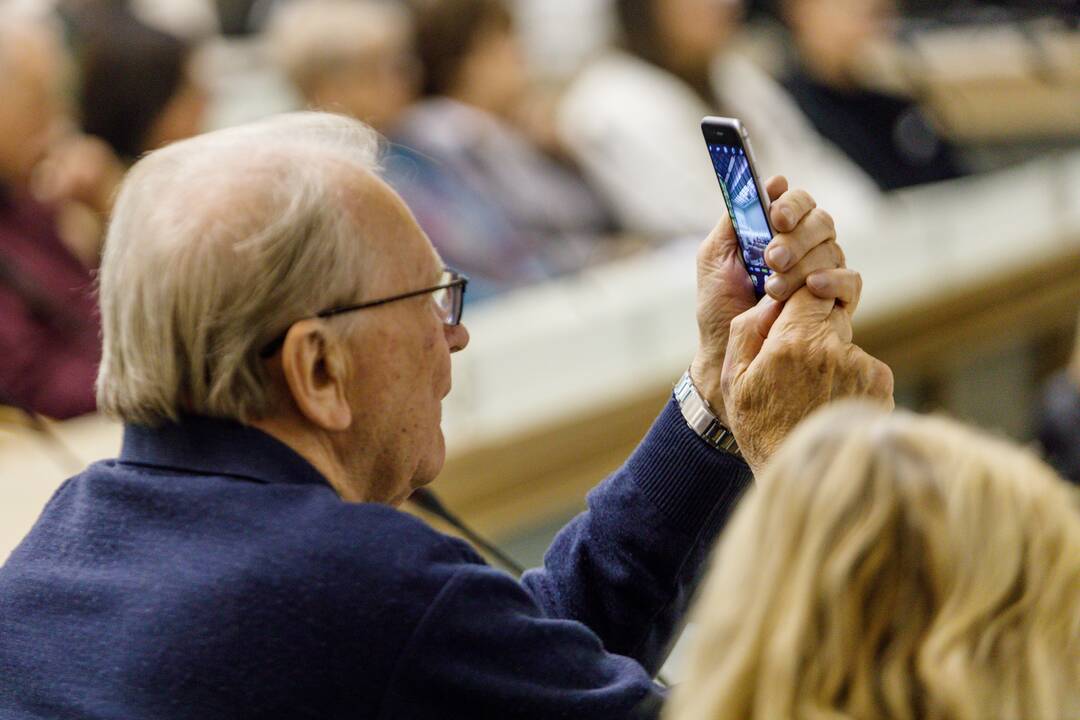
[0,112,891,718]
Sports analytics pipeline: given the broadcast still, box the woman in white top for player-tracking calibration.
[558,0,879,242]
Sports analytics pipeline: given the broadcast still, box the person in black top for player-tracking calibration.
[1038,368,1080,486]
[64,3,208,164]
[1038,314,1080,487]
[775,0,966,190]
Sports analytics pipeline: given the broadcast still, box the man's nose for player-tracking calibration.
[446,322,469,353]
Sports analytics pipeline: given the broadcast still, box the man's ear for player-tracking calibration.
[278,320,353,432]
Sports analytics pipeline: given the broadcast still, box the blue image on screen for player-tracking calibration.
[708,144,772,295]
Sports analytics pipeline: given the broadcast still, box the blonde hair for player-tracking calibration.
[668,402,1080,720]
[267,0,411,97]
[96,112,383,426]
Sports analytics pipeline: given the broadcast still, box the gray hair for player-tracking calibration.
[267,0,411,96]
[96,112,383,426]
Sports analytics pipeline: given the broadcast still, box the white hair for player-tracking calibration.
[96,112,384,426]
[267,0,411,96]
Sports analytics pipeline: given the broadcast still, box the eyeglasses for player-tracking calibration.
[260,268,468,358]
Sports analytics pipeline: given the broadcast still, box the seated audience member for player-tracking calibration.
[559,0,880,240]
[0,111,891,718]
[69,4,208,163]
[668,401,1080,720]
[1039,315,1080,486]
[0,13,117,419]
[388,0,617,297]
[268,0,418,135]
[776,0,966,190]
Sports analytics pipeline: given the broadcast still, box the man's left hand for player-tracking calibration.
[720,289,894,474]
[691,177,858,423]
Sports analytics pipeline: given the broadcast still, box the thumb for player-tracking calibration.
[697,214,738,271]
[723,295,782,384]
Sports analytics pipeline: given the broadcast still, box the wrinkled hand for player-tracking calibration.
[691,176,858,421]
[721,288,894,474]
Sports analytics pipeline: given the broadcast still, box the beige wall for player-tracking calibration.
[0,413,121,562]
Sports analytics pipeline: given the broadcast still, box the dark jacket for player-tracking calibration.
[0,399,751,718]
[1039,370,1080,486]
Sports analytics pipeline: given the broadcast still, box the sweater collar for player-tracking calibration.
[120,415,330,488]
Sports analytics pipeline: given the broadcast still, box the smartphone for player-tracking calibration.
[701,116,775,298]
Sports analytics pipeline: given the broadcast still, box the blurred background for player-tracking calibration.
[2,0,1079,600]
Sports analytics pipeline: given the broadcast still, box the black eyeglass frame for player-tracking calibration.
[259,269,468,358]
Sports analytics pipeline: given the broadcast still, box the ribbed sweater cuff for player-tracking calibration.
[628,398,754,536]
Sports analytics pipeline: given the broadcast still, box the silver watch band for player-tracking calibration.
[673,370,741,457]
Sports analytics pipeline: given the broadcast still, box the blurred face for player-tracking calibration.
[787,0,896,83]
[654,0,742,72]
[312,41,419,133]
[143,61,208,153]
[455,22,527,115]
[0,29,66,189]
[334,175,469,504]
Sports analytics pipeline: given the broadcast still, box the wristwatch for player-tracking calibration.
[673,370,742,457]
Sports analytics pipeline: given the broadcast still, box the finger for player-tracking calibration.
[768,287,836,339]
[827,304,854,345]
[807,268,862,316]
[698,214,738,265]
[764,175,788,203]
[843,346,895,409]
[870,359,896,410]
[769,188,817,233]
[765,241,843,301]
[764,207,836,273]
[722,295,783,387]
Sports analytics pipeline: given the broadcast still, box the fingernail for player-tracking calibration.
[767,246,792,270]
[807,273,828,292]
[765,275,787,296]
[782,208,796,227]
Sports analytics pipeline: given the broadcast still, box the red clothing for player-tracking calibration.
[0,192,100,418]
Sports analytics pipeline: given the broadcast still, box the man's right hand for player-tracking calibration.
[691,177,856,426]
[721,286,894,475]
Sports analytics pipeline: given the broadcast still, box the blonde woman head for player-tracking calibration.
[668,401,1080,720]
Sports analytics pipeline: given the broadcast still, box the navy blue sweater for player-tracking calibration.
[0,399,751,718]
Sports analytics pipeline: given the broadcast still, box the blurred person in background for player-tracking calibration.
[559,0,881,241]
[268,0,418,135]
[775,0,967,190]
[0,11,122,419]
[387,0,618,298]
[668,401,1080,720]
[1039,312,1080,487]
[67,3,209,164]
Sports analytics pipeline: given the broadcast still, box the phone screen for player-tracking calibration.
[706,141,773,297]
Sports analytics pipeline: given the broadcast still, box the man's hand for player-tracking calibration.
[721,288,894,474]
[691,177,859,422]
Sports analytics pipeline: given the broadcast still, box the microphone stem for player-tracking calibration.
[410,488,526,576]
